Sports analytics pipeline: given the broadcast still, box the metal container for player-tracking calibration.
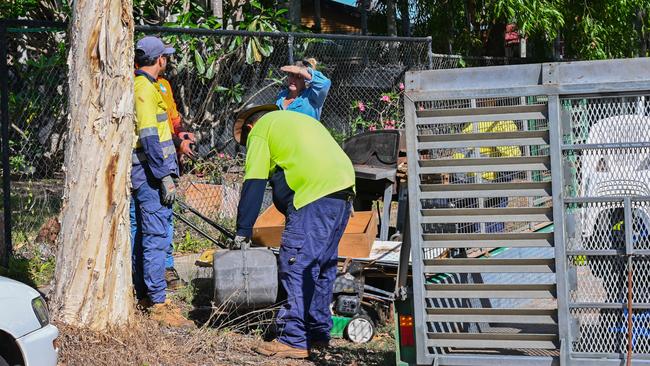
[212,247,278,309]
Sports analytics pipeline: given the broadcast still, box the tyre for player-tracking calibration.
[344,315,375,344]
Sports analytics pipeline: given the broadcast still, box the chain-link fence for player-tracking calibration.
[0,19,515,264]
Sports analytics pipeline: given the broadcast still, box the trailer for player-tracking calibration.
[395,58,650,366]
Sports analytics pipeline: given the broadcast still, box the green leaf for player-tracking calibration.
[245,41,255,65]
[176,54,187,73]
[205,60,216,79]
[194,50,205,75]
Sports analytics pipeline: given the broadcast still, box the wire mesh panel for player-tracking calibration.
[4,26,67,252]
[2,22,434,252]
[561,95,650,359]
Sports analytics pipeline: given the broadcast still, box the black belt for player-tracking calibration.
[326,187,355,201]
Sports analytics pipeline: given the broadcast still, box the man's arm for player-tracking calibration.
[135,87,173,179]
[235,135,271,237]
[236,179,267,237]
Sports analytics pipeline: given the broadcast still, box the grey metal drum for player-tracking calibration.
[212,248,278,310]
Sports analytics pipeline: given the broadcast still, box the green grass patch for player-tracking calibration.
[173,230,215,254]
[0,251,56,288]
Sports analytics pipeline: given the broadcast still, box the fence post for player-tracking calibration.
[0,20,11,268]
[426,36,433,70]
[287,34,294,64]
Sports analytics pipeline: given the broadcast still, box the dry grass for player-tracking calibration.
[56,310,302,366]
[56,302,395,366]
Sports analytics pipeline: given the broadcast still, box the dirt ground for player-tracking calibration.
[56,304,396,366]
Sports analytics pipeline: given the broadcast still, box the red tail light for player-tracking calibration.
[399,315,415,347]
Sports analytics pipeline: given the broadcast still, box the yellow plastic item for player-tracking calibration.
[195,249,216,267]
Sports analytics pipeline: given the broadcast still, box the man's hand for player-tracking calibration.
[230,235,251,250]
[179,139,195,158]
[160,175,177,205]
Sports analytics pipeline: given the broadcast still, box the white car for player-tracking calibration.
[0,276,58,366]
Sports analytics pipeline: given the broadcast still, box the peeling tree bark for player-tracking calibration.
[53,0,134,330]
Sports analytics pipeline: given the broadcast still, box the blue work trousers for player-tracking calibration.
[130,179,173,303]
[131,199,175,270]
[276,197,351,350]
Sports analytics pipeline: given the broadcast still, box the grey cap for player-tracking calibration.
[135,36,175,60]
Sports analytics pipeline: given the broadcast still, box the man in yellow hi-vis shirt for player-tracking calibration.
[452,120,521,232]
[232,106,355,359]
[131,36,192,328]
[131,54,195,290]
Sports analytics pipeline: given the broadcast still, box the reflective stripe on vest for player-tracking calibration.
[132,145,177,164]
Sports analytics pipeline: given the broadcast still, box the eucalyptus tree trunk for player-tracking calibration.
[52,0,135,330]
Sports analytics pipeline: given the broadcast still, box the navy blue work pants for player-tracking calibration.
[276,197,351,350]
[131,179,172,304]
[131,199,175,271]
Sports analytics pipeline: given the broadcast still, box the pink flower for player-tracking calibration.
[380,95,391,103]
[383,120,396,130]
[357,101,366,112]
[399,82,405,90]
[218,153,225,158]
[418,106,425,111]
[368,125,377,131]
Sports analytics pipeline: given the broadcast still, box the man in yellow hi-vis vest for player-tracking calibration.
[452,120,521,232]
[131,36,192,328]
[131,56,195,290]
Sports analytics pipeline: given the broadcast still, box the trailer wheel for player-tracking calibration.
[345,315,375,344]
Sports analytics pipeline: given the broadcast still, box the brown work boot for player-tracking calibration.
[136,297,153,310]
[165,268,187,290]
[150,300,194,329]
[253,340,309,359]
